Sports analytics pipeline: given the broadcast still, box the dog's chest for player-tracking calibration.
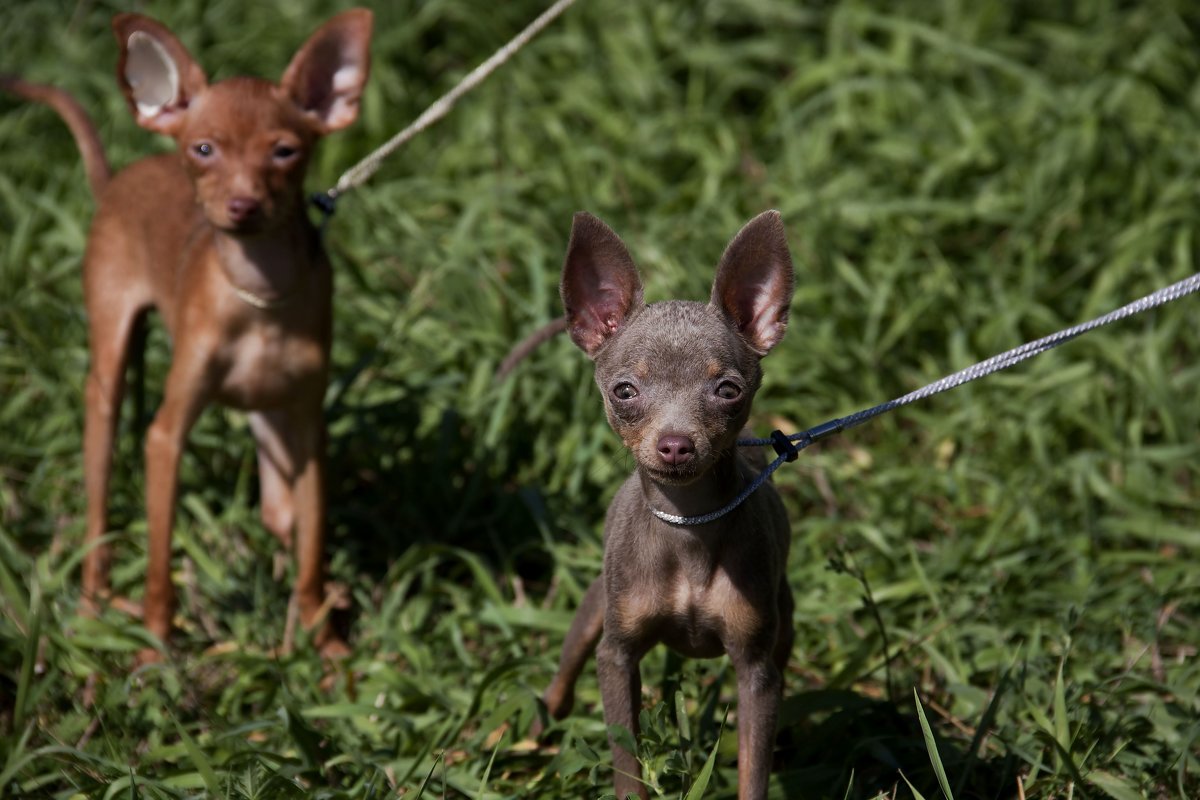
[663,564,758,657]
[614,543,761,659]
[216,319,326,409]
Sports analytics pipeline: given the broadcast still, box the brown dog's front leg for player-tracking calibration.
[141,361,210,661]
[289,406,346,658]
[597,636,647,800]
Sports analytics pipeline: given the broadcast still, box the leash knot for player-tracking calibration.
[770,429,799,462]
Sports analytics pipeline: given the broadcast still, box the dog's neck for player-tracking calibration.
[212,218,315,306]
[637,449,744,528]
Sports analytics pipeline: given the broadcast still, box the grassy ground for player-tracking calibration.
[2,0,1199,797]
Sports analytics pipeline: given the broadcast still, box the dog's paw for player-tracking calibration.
[109,595,145,619]
[528,715,547,740]
[133,646,164,668]
[319,635,351,661]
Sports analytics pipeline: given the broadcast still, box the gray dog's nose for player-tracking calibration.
[657,434,695,466]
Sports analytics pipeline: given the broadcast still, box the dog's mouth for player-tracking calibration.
[219,212,267,234]
[203,199,278,235]
[641,462,704,486]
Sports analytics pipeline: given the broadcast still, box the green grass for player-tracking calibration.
[2,0,1199,797]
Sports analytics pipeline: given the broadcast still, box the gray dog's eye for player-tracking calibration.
[613,382,639,400]
[715,381,741,400]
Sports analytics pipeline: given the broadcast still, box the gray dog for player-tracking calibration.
[539,211,796,800]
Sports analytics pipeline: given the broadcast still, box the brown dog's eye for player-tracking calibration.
[715,381,741,400]
[613,382,639,400]
[273,144,299,161]
[192,142,215,158]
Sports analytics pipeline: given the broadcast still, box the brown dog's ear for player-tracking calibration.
[710,210,795,355]
[113,14,207,136]
[560,213,645,358]
[280,9,373,134]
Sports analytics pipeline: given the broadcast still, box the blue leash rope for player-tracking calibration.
[650,271,1200,526]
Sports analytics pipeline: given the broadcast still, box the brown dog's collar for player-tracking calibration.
[231,284,296,310]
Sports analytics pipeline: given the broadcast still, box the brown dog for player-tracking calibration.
[539,211,796,799]
[2,10,372,662]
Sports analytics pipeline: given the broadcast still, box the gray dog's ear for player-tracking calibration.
[113,14,208,136]
[560,213,645,357]
[710,210,794,355]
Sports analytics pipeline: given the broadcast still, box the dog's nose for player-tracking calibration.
[227,196,261,222]
[657,434,695,466]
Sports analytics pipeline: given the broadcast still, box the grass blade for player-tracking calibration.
[913,688,954,800]
[172,717,222,797]
[683,712,726,800]
[1053,657,1070,773]
[475,728,503,799]
[13,576,43,733]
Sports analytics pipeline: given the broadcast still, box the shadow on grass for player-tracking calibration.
[772,687,1017,800]
[323,374,556,579]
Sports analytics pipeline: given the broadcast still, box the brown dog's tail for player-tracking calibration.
[1,75,110,197]
[495,316,569,381]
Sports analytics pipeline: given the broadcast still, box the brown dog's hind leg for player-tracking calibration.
[81,300,146,615]
[249,410,297,550]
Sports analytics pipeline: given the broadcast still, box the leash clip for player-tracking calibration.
[310,191,337,220]
[805,417,845,444]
